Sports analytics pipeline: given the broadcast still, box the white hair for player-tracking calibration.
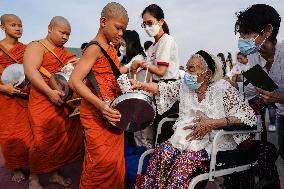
[209,54,223,83]
[188,53,223,83]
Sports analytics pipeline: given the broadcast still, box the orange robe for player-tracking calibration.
[79,46,125,189]
[0,43,33,169]
[28,46,84,174]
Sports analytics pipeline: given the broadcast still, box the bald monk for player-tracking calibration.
[0,13,33,183]
[24,16,84,189]
[69,2,128,189]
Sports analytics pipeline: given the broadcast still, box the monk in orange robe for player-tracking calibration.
[23,16,84,189]
[68,2,128,189]
[0,14,33,183]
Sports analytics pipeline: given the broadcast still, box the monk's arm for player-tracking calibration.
[69,45,108,110]
[23,42,52,95]
[24,42,64,105]
[119,66,129,74]
[69,45,121,124]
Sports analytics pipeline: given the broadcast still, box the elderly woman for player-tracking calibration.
[132,50,257,189]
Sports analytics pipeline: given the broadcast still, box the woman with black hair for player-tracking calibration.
[119,30,153,148]
[130,4,180,146]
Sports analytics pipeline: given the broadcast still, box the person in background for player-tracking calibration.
[217,52,226,77]
[226,52,233,72]
[130,4,180,146]
[0,13,33,184]
[144,40,153,56]
[179,65,185,79]
[119,30,153,148]
[226,52,250,82]
[235,4,283,157]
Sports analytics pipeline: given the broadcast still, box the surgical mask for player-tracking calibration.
[119,45,126,56]
[145,24,160,37]
[238,34,266,55]
[183,70,206,90]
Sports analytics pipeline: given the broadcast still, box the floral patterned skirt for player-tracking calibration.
[136,141,209,189]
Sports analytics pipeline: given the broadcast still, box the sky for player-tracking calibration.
[1,0,284,65]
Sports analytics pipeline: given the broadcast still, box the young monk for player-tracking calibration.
[68,2,128,189]
[0,13,33,183]
[23,16,84,189]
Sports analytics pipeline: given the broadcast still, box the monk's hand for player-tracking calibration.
[184,116,215,141]
[256,87,284,104]
[1,81,21,95]
[130,60,143,74]
[47,89,64,106]
[99,101,121,126]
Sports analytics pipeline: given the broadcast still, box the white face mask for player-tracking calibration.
[119,45,126,56]
[145,24,160,37]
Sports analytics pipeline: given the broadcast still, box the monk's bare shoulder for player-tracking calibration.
[82,44,103,62]
[25,40,46,57]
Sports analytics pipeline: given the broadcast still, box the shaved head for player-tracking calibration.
[49,16,70,28]
[0,14,21,25]
[101,2,128,20]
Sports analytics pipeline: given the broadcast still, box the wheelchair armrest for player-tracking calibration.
[221,124,257,131]
[137,149,154,175]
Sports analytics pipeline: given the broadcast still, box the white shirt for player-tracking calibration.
[124,54,149,82]
[227,62,250,78]
[156,79,257,152]
[244,40,284,115]
[147,33,180,81]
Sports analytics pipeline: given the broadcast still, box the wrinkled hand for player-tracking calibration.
[98,101,121,126]
[130,60,143,73]
[256,87,284,104]
[129,79,143,90]
[2,81,21,95]
[47,89,65,106]
[183,116,215,141]
[129,79,158,94]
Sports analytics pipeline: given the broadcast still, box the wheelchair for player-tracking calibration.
[135,114,262,189]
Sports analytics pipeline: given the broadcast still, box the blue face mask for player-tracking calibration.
[183,71,205,90]
[238,34,266,55]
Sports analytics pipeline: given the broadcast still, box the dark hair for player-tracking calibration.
[81,42,88,50]
[144,41,153,51]
[237,51,247,57]
[217,53,225,63]
[142,4,170,35]
[121,30,146,65]
[217,53,226,77]
[235,4,281,42]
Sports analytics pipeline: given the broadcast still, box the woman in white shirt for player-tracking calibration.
[119,30,153,148]
[131,4,180,146]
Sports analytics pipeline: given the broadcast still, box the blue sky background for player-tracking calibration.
[1,0,284,65]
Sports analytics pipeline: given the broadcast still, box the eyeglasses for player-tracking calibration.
[141,21,158,28]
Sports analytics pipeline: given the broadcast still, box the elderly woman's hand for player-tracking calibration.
[129,79,159,94]
[183,116,217,141]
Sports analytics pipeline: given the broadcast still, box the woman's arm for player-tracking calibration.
[130,60,168,77]
[184,116,241,141]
